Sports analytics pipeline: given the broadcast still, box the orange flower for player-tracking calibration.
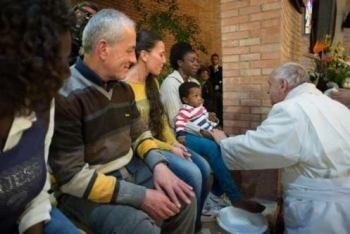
[313,41,327,53]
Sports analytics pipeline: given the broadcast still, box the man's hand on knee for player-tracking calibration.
[152,163,195,208]
[141,189,178,221]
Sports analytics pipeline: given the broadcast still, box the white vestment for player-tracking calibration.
[220,83,350,234]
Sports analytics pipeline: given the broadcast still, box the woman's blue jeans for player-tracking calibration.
[43,207,80,234]
[185,133,242,202]
[161,148,211,232]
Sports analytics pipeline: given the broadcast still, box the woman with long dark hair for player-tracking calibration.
[126,30,211,233]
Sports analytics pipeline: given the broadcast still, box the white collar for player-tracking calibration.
[5,112,36,146]
[285,83,322,100]
[169,70,197,82]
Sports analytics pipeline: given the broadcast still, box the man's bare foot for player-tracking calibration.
[232,198,266,213]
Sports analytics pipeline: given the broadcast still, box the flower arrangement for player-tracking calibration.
[306,34,350,91]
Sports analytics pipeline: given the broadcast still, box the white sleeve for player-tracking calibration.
[160,78,185,129]
[220,105,302,170]
[18,100,54,233]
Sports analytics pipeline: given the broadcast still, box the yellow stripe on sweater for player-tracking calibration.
[137,139,158,158]
[88,173,117,203]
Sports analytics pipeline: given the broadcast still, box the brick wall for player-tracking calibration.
[221,0,281,136]
[221,0,305,135]
[281,0,303,62]
[71,0,221,65]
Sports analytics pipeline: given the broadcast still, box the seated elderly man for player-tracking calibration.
[49,9,196,234]
[210,62,350,234]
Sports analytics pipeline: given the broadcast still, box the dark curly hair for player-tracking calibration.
[135,30,166,141]
[0,0,75,117]
[179,82,200,104]
[198,65,210,76]
[169,42,195,70]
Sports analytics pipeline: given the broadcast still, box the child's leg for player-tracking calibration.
[185,133,241,201]
[185,133,265,213]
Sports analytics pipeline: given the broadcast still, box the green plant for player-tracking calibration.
[157,63,173,84]
[133,0,207,54]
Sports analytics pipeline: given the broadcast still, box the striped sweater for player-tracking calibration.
[49,58,166,208]
[175,104,218,138]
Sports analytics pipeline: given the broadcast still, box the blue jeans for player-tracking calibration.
[43,207,80,234]
[185,133,242,202]
[161,148,210,232]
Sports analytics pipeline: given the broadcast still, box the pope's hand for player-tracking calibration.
[209,128,228,144]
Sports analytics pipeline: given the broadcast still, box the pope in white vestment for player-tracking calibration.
[210,62,350,234]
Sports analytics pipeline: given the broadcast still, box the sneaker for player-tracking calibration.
[201,205,221,222]
[207,192,231,207]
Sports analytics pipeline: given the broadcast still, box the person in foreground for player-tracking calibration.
[210,62,350,234]
[0,0,80,233]
[125,30,210,232]
[49,9,196,234]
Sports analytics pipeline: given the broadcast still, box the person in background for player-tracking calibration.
[0,0,80,233]
[210,62,350,234]
[209,53,223,127]
[49,9,196,234]
[125,29,211,233]
[160,42,265,222]
[199,66,217,114]
[69,1,100,65]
